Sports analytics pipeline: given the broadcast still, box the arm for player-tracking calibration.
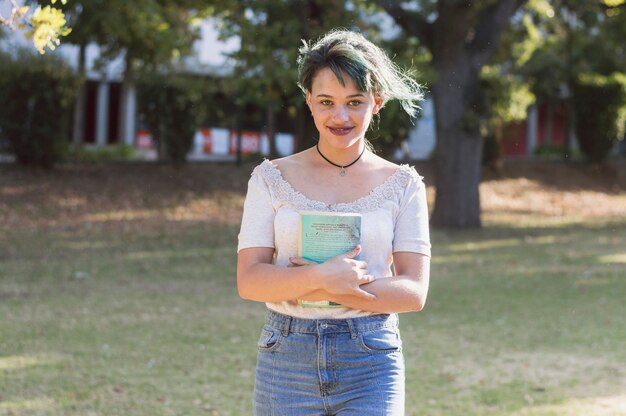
[237,245,376,303]
[331,252,430,313]
[297,252,430,314]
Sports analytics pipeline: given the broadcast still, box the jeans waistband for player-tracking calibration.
[264,309,398,338]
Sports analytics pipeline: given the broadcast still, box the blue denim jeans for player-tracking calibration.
[253,310,405,415]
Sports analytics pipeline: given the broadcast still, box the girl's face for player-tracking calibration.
[306,67,382,150]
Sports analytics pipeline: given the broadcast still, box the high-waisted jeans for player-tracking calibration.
[253,309,405,415]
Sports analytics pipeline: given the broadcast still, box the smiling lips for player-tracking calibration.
[328,126,355,136]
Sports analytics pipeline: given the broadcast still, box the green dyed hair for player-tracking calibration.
[297,29,423,118]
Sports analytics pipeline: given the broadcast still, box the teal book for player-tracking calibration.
[297,211,362,308]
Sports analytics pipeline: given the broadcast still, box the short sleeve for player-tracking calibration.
[392,170,431,257]
[237,169,276,252]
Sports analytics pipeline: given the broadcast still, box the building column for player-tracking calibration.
[125,85,136,146]
[95,81,110,146]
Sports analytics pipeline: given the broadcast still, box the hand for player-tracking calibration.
[302,245,375,301]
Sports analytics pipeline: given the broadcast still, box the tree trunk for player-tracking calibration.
[429,3,483,229]
[378,0,526,229]
[430,64,483,229]
[72,43,87,145]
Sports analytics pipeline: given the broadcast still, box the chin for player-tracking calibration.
[322,131,365,149]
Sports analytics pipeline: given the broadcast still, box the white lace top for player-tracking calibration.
[238,159,431,318]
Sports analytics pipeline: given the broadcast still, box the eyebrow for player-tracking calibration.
[316,93,365,98]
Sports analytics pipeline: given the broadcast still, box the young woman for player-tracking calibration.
[237,29,431,415]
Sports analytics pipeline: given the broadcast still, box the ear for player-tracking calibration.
[372,96,383,115]
[306,91,312,109]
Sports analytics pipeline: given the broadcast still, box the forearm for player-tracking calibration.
[317,275,428,314]
[237,262,323,303]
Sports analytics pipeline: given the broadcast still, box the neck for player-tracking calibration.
[316,141,366,167]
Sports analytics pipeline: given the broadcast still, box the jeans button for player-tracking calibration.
[320,323,328,329]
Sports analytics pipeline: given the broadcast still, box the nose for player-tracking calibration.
[332,105,349,121]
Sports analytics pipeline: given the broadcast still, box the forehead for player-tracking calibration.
[311,67,361,94]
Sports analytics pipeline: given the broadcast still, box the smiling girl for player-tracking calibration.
[237,29,431,415]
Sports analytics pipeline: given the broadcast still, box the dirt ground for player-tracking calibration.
[1,159,625,232]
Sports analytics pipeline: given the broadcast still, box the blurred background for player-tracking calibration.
[1,1,625,415]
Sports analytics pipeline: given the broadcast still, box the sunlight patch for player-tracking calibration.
[597,253,626,264]
[84,209,158,221]
[513,393,626,415]
[448,238,520,252]
[431,254,474,264]
[0,354,63,371]
[0,397,57,412]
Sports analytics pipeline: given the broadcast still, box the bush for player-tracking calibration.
[572,73,626,164]
[137,74,206,166]
[534,144,566,157]
[0,48,79,168]
[64,144,135,162]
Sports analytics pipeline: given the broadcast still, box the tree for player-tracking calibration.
[49,0,213,150]
[0,48,79,168]
[377,0,527,228]
[518,0,626,160]
[0,0,71,54]
[221,0,366,155]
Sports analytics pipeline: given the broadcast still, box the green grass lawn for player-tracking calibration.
[1,163,626,415]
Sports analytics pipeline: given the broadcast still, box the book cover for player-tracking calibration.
[297,211,362,308]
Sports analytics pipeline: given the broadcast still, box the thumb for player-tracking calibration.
[289,256,315,267]
[344,245,361,259]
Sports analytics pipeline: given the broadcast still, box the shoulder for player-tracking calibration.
[248,150,313,194]
[270,149,314,173]
[365,152,423,184]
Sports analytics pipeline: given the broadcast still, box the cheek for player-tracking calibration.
[354,108,373,123]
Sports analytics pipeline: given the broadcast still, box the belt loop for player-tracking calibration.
[281,316,291,337]
[346,319,357,339]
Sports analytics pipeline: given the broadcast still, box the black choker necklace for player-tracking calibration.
[316,144,365,176]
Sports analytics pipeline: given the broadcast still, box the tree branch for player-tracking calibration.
[376,0,434,51]
[468,0,528,69]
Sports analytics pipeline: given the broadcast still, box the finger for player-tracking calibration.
[290,257,315,266]
[354,287,376,300]
[356,261,368,269]
[358,274,375,284]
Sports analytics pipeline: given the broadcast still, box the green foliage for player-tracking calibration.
[370,100,415,158]
[0,1,71,54]
[64,143,135,162]
[0,49,79,168]
[572,73,626,163]
[50,0,207,67]
[479,66,535,168]
[220,0,369,151]
[533,143,567,156]
[518,0,625,100]
[137,74,206,165]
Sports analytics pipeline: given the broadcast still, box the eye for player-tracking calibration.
[320,100,333,106]
[348,100,363,107]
